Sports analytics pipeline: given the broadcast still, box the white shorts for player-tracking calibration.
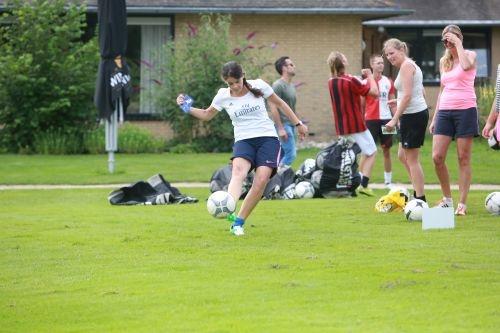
[345,129,377,156]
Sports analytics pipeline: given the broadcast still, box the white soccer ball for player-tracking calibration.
[282,184,296,200]
[404,199,429,221]
[310,170,323,190]
[315,150,329,170]
[485,192,500,215]
[296,158,316,178]
[487,133,499,150]
[295,181,315,199]
[207,191,236,218]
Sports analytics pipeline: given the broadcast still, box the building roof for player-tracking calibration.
[0,0,409,20]
[364,0,500,26]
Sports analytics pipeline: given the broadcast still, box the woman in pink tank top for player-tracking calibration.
[429,25,478,216]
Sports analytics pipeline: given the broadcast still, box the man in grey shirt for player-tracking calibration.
[269,56,300,167]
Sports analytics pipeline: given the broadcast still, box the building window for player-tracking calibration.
[385,27,490,85]
[126,17,172,115]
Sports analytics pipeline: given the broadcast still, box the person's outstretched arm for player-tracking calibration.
[176,94,218,121]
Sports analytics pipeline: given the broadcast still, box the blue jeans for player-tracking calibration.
[278,123,297,166]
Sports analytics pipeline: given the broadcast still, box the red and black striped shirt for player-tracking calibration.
[328,74,371,135]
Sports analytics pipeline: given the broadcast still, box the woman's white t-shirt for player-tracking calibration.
[211,79,278,142]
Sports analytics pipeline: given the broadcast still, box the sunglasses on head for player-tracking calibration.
[442,32,461,44]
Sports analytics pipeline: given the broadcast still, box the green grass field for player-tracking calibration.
[0,137,498,185]
[0,138,499,331]
[1,187,499,332]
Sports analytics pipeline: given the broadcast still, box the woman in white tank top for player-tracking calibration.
[383,38,429,202]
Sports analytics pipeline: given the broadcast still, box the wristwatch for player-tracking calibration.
[295,120,303,127]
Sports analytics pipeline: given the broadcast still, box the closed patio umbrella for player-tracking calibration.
[94,0,131,173]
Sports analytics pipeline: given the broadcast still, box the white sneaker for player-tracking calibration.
[385,182,393,189]
[435,198,453,208]
[230,225,244,236]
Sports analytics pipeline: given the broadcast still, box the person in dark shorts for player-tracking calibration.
[429,25,478,216]
[384,39,429,203]
[176,61,308,236]
[361,54,396,188]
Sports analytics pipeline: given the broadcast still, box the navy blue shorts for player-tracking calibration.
[434,107,479,138]
[366,119,394,148]
[400,109,429,149]
[232,137,281,175]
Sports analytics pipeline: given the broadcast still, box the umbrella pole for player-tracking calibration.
[108,151,115,173]
[106,99,119,173]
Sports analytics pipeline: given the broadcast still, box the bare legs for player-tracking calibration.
[432,134,473,205]
[382,146,392,174]
[432,134,453,198]
[398,144,425,197]
[359,146,391,183]
[456,137,473,205]
[397,144,411,179]
[359,152,377,179]
[227,157,273,220]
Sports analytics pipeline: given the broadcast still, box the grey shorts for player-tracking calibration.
[434,107,479,138]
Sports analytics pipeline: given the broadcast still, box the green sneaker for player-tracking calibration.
[227,213,236,222]
[357,186,374,197]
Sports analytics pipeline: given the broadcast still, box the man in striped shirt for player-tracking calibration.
[327,51,379,196]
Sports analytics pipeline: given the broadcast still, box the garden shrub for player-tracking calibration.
[476,84,495,130]
[0,0,99,153]
[33,129,82,155]
[155,14,274,152]
[118,123,165,153]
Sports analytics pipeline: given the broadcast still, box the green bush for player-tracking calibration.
[82,123,165,154]
[33,129,82,155]
[0,0,99,153]
[155,14,274,152]
[118,123,165,154]
[476,84,495,129]
[168,143,200,154]
[83,126,106,154]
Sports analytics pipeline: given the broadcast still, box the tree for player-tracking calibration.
[155,14,274,152]
[0,0,99,153]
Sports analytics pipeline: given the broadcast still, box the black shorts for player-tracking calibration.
[434,107,479,138]
[232,136,281,177]
[399,109,429,149]
[366,119,393,148]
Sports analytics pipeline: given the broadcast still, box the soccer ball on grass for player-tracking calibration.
[207,191,236,218]
[485,192,500,215]
[404,199,429,221]
[295,181,315,199]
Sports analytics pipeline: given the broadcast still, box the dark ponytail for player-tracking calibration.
[221,61,263,98]
[243,78,264,98]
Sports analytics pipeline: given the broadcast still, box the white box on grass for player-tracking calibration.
[422,207,454,230]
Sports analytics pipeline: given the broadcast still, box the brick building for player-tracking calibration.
[1,0,499,141]
[81,0,410,141]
